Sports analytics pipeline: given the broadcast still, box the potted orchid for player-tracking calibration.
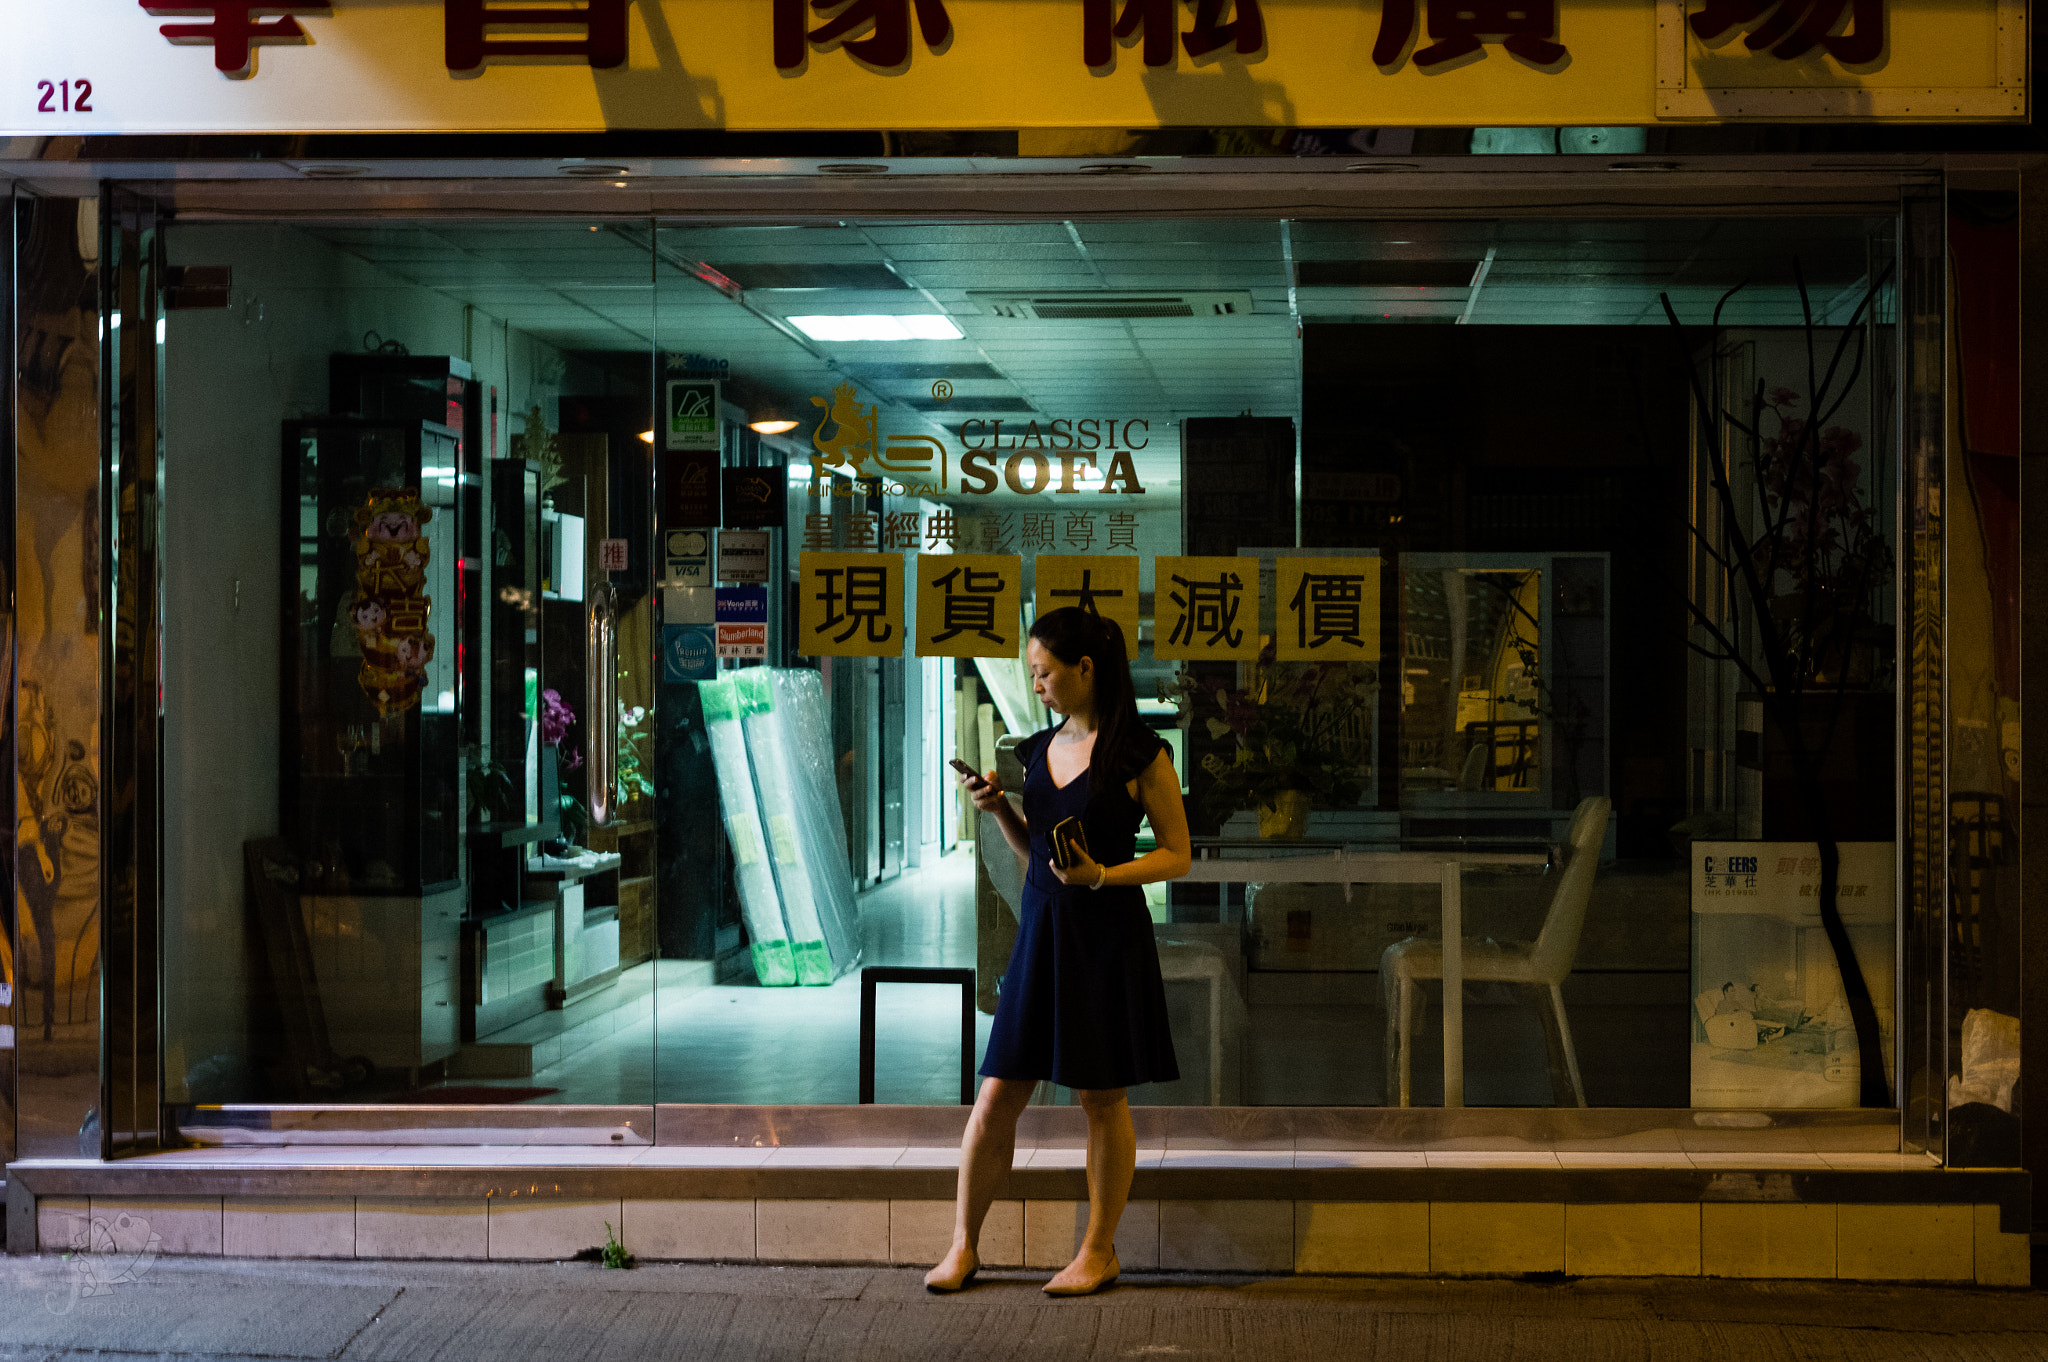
[1162,651,1375,839]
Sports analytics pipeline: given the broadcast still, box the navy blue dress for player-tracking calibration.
[979,722,1180,1091]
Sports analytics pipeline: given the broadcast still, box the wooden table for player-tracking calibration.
[1181,847,1549,1107]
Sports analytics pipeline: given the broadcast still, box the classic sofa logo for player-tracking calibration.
[808,383,951,495]
[807,384,1147,497]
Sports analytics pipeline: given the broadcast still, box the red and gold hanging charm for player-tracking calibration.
[349,487,436,715]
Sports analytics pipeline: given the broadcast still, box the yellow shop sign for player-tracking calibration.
[5,0,2021,134]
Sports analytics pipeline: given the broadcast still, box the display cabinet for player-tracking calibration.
[283,416,466,894]
[298,888,463,1080]
[282,414,471,1086]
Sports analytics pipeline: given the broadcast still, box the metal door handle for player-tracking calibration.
[587,584,617,828]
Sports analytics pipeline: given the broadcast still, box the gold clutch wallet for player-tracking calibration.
[1049,816,1090,871]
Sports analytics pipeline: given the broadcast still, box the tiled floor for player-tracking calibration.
[412,847,1695,1110]
[415,851,992,1108]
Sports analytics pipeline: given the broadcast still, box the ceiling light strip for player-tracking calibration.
[1456,246,1498,326]
[786,315,962,341]
[1280,218,1300,340]
[1282,217,1302,546]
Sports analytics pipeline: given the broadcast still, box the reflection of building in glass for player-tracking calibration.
[1401,565,1541,794]
[1400,568,1452,774]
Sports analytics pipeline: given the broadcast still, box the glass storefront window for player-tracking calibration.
[163,221,659,1104]
[154,209,1905,1115]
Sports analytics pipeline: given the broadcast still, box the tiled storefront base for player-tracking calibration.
[13,1175,2031,1286]
[11,1112,2025,1285]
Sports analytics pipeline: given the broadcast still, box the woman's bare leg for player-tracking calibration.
[925,1076,1035,1290]
[1045,1087,1132,1294]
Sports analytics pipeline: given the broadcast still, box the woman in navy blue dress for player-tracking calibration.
[925,608,1191,1297]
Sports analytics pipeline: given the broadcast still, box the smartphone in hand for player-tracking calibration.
[948,758,988,790]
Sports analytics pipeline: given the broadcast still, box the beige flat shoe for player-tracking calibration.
[1042,1254,1119,1296]
[924,1251,980,1294]
[925,1266,979,1294]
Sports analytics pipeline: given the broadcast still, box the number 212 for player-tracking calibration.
[36,80,93,113]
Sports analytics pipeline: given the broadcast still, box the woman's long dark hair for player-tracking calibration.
[1029,607,1149,801]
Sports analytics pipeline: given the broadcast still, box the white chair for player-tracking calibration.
[1380,795,1610,1108]
[1455,740,1491,792]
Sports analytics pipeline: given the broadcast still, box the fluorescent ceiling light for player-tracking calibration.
[786,314,962,342]
[751,419,800,434]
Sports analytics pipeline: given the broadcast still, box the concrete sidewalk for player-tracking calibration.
[0,1256,2042,1361]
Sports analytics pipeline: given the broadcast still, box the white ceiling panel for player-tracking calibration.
[278,212,1885,499]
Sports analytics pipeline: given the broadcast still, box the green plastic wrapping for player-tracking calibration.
[735,668,861,984]
[696,676,796,986]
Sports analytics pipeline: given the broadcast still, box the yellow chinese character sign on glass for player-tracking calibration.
[1155,556,1259,662]
[798,552,902,658]
[1275,556,1379,662]
[914,553,1022,658]
[1034,555,1140,655]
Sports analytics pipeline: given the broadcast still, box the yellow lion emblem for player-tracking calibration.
[810,382,877,478]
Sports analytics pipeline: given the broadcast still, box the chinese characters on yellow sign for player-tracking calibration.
[1035,555,1141,655]
[1274,556,1379,662]
[1154,557,1259,663]
[17,0,2018,136]
[798,552,902,658]
[796,551,1382,661]
[914,554,1023,658]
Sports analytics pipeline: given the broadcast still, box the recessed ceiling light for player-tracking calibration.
[751,419,800,434]
[786,315,963,342]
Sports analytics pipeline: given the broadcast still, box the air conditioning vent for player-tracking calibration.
[967,291,1254,321]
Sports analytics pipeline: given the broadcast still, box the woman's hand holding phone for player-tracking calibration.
[951,759,1008,813]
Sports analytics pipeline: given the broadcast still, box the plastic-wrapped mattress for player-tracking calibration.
[761,668,862,979]
[734,668,862,983]
[696,676,796,986]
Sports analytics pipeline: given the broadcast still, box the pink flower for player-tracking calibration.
[540,688,576,748]
[1221,691,1260,735]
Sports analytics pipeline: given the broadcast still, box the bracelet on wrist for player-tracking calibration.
[1092,864,1109,890]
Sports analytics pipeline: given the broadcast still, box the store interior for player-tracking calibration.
[144,214,1898,1111]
